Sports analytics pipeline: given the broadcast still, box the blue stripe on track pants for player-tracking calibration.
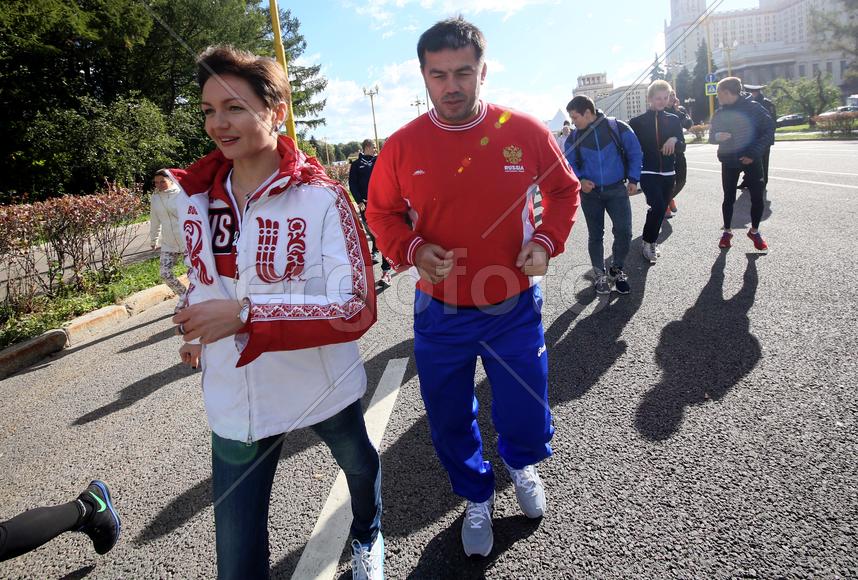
[413,284,554,503]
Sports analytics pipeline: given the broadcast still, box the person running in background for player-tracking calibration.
[349,139,393,288]
[741,84,776,191]
[709,77,773,253]
[170,45,382,580]
[367,17,579,558]
[629,80,685,264]
[0,480,120,562]
[150,170,187,304]
[664,90,692,218]
[565,95,642,295]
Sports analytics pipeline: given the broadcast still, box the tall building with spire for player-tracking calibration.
[664,0,850,89]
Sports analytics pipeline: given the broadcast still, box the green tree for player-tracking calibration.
[691,41,716,122]
[650,53,666,82]
[768,73,841,124]
[22,95,178,199]
[811,0,858,93]
[674,68,693,105]
[341,141,361,159]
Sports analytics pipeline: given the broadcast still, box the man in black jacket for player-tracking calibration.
[745,84,776,189]
[709,77,774,253]
[665,90,693,217]
[349,139,392,285]
[629,80,686,264]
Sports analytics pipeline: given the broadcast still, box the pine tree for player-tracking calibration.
[691,41,716,122]
[274,8,326,129]
[811,0,858,93]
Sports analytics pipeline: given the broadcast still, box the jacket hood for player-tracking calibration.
[168,135,342,199]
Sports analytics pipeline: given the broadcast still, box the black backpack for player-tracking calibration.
[569,117,629,180]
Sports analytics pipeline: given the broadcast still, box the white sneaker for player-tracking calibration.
[641,242,657,263]
[461,493,494,557]
[351,532,384,580]
[653,242,661,257]
[504,461,546,518]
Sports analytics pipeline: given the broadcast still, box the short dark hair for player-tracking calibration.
[361,139,374,150]
[196,45,290,110]
[566,95,595,116]
[417,17,486,69]
[717,76,742,96]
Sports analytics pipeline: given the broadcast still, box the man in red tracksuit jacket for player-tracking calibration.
[367,17,580,558]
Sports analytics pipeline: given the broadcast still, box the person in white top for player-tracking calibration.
[149,170,187,300]
[168,45,383,580]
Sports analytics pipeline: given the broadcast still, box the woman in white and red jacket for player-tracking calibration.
[169,46,383,580]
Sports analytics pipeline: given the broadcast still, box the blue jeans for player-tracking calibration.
[579,183,632,271]
[212,400,381,579]
[413,286,553,503]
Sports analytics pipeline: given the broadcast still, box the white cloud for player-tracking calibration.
[611,45,623,54]
[347,0,559,30]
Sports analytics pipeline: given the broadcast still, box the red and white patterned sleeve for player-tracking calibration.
[235,187,377,367]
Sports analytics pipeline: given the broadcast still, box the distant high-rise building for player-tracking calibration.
[573,73,614,102]
[664,0,850,89]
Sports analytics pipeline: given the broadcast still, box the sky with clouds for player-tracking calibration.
[287,0,758,143]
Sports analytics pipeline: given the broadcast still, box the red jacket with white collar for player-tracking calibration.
[366,101,580,306]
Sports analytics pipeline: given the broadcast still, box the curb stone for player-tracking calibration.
[0,275,189,380]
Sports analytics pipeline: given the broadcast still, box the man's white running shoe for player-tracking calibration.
[461,493,494,557]
[351,532,384,580]
[504,461,546,518]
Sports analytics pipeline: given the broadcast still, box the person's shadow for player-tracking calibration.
[635,252,762,441]
[545,235,652,406]
[730,188,773,229]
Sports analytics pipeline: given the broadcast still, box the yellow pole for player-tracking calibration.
[706,19,715,119]
[270,0,297,141]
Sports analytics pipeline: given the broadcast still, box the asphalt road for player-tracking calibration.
[0,140,856,579]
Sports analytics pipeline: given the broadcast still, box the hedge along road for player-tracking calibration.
[0,140,856,579]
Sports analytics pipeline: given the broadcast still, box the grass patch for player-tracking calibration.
[775,133,856,141]
[0,257,186,350]
[776,123,812,133]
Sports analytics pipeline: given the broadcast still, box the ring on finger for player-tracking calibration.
[178,323,185,335]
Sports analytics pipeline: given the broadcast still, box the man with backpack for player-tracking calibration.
[565,95,643,295]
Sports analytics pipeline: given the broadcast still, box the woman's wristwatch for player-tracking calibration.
[238,298,251,324]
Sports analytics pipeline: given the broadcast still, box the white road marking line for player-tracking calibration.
[291,357,409,580]
[685,167,858,190]
[686,161,858,177]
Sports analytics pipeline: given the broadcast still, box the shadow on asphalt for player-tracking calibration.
[72,362,195,426]
[730,188,773,229]
[133,338,417,547]
[6,312,176,379]
[117,326,178,354]
[544,235,652,405]
[270,375,522,579]
[635,252,762,441]
[58,565,95,580]
[406,514,541,579]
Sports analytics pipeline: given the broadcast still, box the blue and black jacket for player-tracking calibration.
[628,109,686,174]
[563,112,643,187]
[708,97,775,167]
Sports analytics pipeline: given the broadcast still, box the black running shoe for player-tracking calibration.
[78,480,121,555]
[609,266,630,295]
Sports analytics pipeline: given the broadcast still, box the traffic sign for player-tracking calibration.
[705,82,718,96]
[706,73,717,83]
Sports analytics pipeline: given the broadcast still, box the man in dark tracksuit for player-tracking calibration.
[710,77,774,252]
[565,95,643,295]
[349,138,392,286]
[744,84,776,190]
[665,91,693,217]
[629,80,686,264]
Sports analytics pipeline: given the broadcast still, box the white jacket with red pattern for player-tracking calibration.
[168,136,376,443]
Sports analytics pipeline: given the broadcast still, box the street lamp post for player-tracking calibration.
[410,95,426,117]
[719,39,739,76]
[363,85,380,152]
[322,137,331,165]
